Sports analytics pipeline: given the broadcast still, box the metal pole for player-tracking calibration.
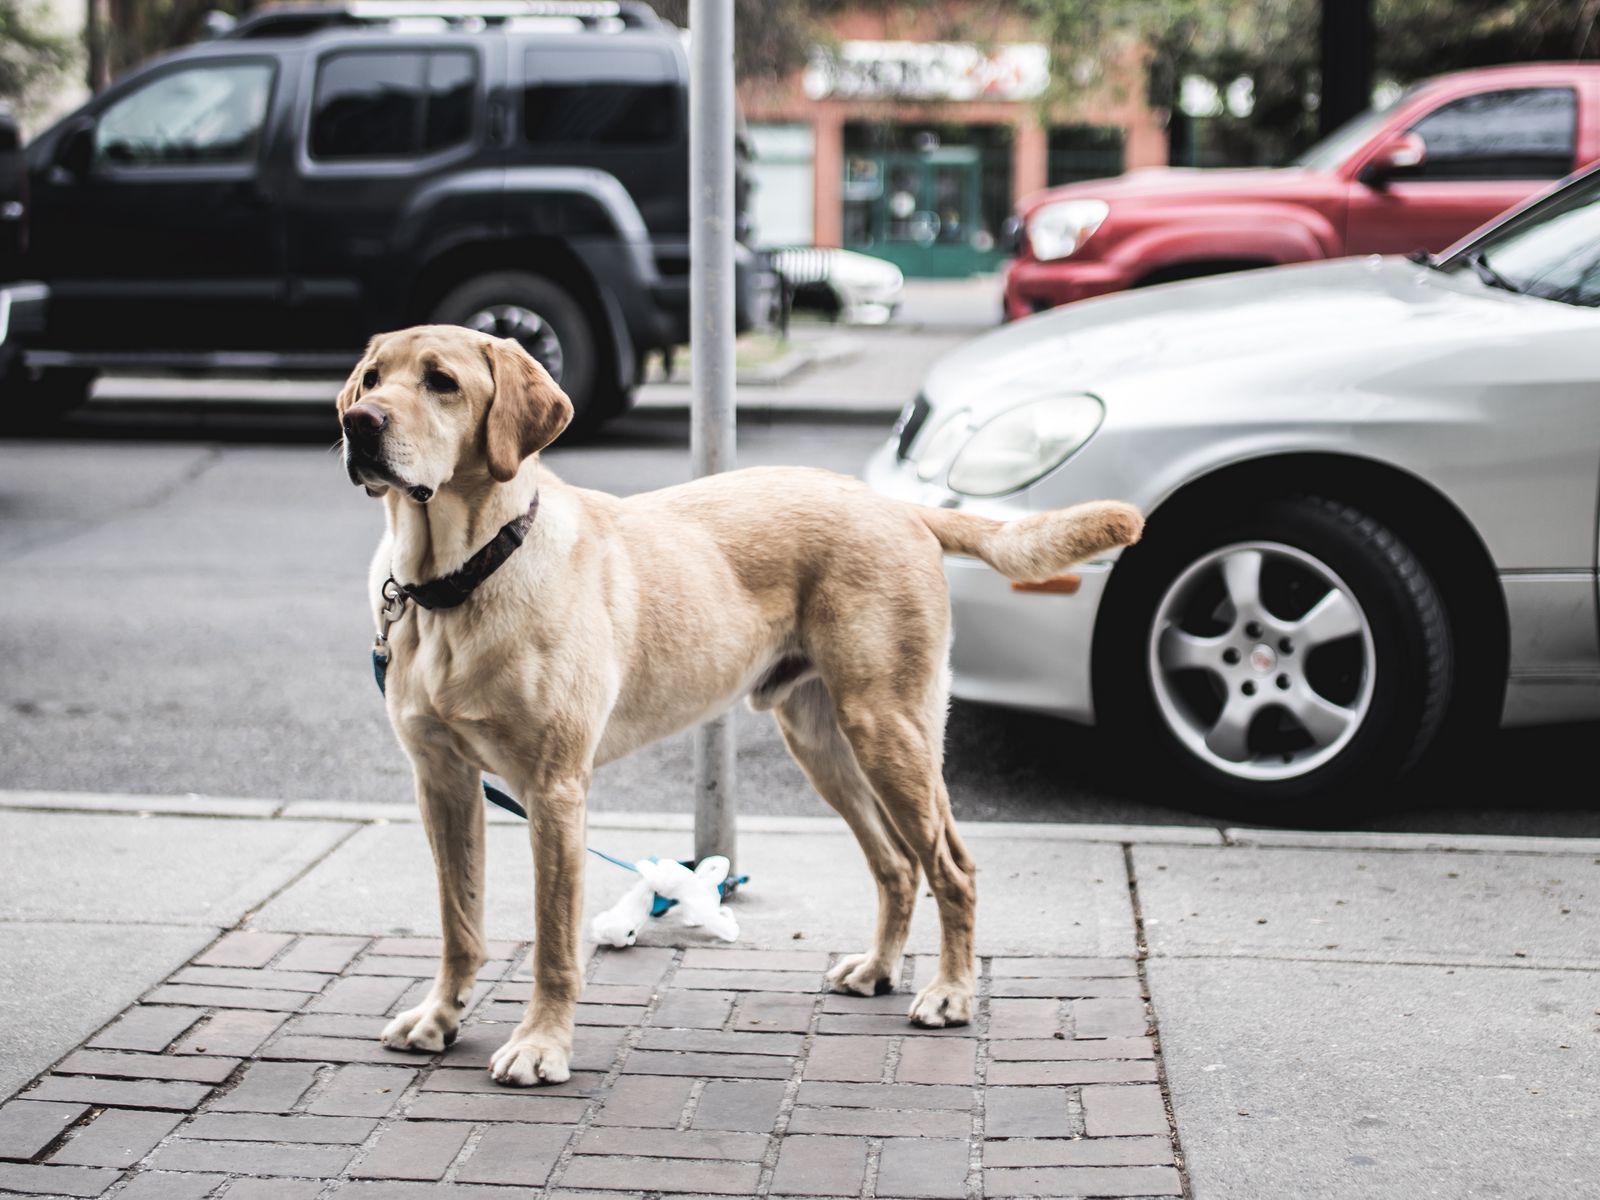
[689,0,737,871]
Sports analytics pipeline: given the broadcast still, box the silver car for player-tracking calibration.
[866,165,1600,809]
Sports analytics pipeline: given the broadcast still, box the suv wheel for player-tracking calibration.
[1095,496,1453,818]
[431,272,604,435]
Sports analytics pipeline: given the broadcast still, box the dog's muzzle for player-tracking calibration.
[343,402,387,455]
[343,447,389,491]
[342,402,399,494]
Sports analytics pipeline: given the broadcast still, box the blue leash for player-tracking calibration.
[372,643,745,905]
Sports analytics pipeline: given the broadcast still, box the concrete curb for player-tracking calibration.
[4,789,1600,856]
[1223,826,1600,856]
[638,332,864,390]
[0,790,284,819]
[739,332,862,385]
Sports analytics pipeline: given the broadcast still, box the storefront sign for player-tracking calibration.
[803,41,1049,103]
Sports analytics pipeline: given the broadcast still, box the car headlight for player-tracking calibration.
[1027,199,1109,261]
[914,407,972,482]
[945,394,1104,497]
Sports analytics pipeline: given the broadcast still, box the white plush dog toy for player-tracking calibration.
[590,856,740,948]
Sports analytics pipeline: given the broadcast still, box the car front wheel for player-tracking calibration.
[1096,496,1453,816]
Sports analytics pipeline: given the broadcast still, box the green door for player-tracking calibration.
[843,148,1002,279]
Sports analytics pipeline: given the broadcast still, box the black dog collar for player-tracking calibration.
[394,492,540,611]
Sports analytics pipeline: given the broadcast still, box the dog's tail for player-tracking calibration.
[916,500,1144,583]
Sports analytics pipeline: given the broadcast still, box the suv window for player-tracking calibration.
[1399,87,1575,181]
[311,49,477,161]
[95,61,274,168]
[522,48,677,146]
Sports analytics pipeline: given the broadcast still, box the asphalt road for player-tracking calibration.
[3,396,1598,837]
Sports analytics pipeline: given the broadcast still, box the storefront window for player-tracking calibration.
[1047,125,1125,186]
[841,121,1012,276]
[843,156,882,247]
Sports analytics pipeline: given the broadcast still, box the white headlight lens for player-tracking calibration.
[946,395,1104,496]
[914,407,973,481]
[1028,199,1109,261]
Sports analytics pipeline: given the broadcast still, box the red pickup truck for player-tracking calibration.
[1004,63,1600,319]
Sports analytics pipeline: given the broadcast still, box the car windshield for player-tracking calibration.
[1290,87,1417,171]
[1446,168,1600,306]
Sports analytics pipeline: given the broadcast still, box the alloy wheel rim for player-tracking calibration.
[1147,541,1376,782]
[463,304,565,384]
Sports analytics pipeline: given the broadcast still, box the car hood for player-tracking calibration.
[1018,166,1330,215]
[928,256,1585,415]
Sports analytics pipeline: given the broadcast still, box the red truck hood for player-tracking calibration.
[1019,166,1330,216]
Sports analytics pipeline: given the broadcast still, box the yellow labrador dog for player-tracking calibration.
[338,325,1141,1086]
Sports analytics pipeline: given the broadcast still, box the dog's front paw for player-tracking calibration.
[826,952,897,997]
[908,978,973,1028]
[489,1031,571,1086]
[381,1004,460,1053]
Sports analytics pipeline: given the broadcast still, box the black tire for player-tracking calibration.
[430,271,609,437]
[1094,495,1453,820]
[2,366,96,424]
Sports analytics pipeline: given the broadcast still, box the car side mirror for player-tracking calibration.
[1360,133,1426,187]
[52,119,94,182]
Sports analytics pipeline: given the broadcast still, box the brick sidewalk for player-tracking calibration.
[0,933,1184,1199]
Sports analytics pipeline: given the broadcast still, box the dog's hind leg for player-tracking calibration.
[775,680,920,998]
[381,745,488,1054]
[832,674,977,1029]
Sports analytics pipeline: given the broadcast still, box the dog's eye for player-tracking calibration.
[425,370,458,394]
[362,368,379,390]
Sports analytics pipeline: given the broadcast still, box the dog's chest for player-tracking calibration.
[385,614,603,766]
[389,618,536,722]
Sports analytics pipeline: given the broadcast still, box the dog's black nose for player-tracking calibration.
[343,402,387,443]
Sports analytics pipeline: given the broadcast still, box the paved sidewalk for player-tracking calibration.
[2,790,1598,1198]
[0,936,1178,1200]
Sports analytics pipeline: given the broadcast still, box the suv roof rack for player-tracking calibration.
[222,0,663,39]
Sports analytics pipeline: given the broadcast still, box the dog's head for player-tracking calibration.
[336,325,574,502]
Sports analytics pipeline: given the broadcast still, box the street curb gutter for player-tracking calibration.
[4,788,1600,856]
[1223,826,1600,855]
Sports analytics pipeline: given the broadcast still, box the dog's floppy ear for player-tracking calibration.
[337,334,385,416]
[483,336,574,483]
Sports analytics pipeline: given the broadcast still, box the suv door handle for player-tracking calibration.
[487,94,511,147]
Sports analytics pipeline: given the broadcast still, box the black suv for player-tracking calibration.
[14,0,762,429]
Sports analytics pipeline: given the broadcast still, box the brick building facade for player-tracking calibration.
[738,4,1168,276]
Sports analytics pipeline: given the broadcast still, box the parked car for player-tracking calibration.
[868,164,1600,812]
[10,0,766,429]
[1004,63,1600,321]
[766,246,903,326]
